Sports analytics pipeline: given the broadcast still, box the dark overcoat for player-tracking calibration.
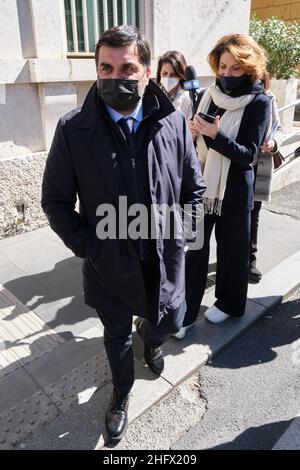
[41,80,205,325]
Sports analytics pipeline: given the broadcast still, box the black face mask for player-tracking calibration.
[217,74,248,93]
[97,77,143,112]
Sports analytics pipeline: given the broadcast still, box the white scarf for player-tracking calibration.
[196,84,255,215]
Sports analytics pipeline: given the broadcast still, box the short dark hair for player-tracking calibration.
[156,51,187,89]
[95,25,151,67]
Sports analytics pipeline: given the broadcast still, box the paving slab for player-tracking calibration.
[33,295,99,338]
[1,273,63,317]
[209,209,300,277]
[0,368,41,414]
[42,351,111,415]
[25,334,105,388]
[0,388,60,450]
[0,229,46,248]
[16,382,111,450]
[37,261,84,298]
[35,226,65,242]
[0,238,78,276]
[0,326,109,449]
[0,254,28,284]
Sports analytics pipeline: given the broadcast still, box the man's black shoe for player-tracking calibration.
[105,389,130,440]
[136,320,164,375]
[248,264,262,284]
[144,343,164,374]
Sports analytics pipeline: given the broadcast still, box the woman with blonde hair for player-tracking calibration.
[176,34,271,337]
[156,50,193,120]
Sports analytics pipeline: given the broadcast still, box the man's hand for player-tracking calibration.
[193,114,220,140]
[261,139,276,153]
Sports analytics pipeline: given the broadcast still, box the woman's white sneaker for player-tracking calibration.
[204,306,230,324]
[172,324,193,339]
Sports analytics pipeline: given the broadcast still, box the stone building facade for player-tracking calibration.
[0,0,251,238]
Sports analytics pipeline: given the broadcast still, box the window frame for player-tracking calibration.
[64,0,142,57]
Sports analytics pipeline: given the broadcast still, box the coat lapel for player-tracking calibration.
[87,121,120,205]
[74,83,124,205]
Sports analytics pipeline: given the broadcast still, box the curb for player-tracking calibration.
[272,157,300,193]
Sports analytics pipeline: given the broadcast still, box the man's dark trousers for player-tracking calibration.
[97,260,185,395]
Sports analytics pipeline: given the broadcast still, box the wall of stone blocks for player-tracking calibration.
[0,80,94,239]
[0,152,48,238]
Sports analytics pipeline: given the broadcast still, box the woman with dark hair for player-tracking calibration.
[156,50,192,120]
[174,34,271,338]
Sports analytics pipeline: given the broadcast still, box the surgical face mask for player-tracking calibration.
[218,74,247,93]
[161,77,179,93]
[97,73,146,112]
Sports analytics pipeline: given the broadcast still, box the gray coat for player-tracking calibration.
[254,91,285,202]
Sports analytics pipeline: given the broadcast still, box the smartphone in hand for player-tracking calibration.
[198,112,215,123]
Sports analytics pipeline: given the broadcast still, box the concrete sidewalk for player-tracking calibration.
[0,205,300,449]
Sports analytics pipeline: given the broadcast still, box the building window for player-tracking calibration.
[64,0,141,55]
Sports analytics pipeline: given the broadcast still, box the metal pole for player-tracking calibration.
[103,0,108,30]
[70,0,79,52]
[122,0,127,24]
[82,0,90,52]
[93,0,99,42]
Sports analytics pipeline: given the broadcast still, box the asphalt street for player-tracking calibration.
[172,287,300,450]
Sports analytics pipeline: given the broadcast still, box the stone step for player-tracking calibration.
[280,128,300,158]
[272,156,300,193]
[271,127,300,192]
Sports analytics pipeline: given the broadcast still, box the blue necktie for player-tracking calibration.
[118,117,135,152]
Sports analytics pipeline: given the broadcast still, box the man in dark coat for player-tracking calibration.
[41,25,205,440]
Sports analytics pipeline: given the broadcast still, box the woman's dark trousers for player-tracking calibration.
[183,211,251,326]
[250,200,262,267]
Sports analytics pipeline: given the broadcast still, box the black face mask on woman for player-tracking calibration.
[217,74,248,93]
[97,77,144,112]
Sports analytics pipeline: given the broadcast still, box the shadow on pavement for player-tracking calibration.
[206,297,300,369]
[208,418,294,450]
